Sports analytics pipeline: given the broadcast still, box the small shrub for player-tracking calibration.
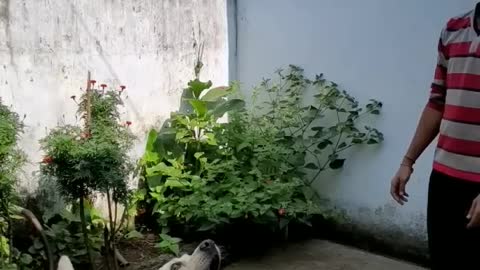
[28,201,105,268]
[40,80,135,269]
[0,99,25,268]
[139,65,382,242]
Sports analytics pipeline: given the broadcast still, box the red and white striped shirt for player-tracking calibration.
[429,9,480,182]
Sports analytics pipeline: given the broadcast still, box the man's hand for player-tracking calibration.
[467,195,480,229]
[390,165,413,205]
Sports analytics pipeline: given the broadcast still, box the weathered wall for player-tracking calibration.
[0,0,230,190]
[232,0,473,258]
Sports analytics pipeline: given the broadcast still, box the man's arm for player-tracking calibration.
[391,31,447,204]
[401,106,442,168]
[403,33,448,166]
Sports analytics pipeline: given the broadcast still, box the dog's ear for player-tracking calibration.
[57,255,75,270]
[159,254,191,270]
[171,261,184,270]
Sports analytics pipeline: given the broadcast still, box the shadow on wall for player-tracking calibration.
[312,199,429,268]
[68,3,143,122]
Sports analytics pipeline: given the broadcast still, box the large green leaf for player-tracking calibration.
[142,129,162,164]
[148,163,184,178]
[164,178,191,188]
[188,79,212,99]
[200,86,231,102]
[145,129,158,152]
[189,100,208,117]
[146,175,163,187]
[154,127,184,160]
[209,99,245,118]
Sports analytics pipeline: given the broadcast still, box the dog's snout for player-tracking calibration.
[199,239,215,251]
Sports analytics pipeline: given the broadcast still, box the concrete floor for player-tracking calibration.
[227,240,426,270]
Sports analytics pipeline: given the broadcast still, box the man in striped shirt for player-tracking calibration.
[391,3,480,269]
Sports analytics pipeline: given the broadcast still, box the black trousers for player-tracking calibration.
[428,170,480,270]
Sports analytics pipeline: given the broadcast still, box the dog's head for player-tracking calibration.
[159,239,221,270]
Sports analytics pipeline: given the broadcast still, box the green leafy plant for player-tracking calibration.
[245,65,383,186]
[0,99,26,268]
[139,65,383,242]
[27,202,105,268]
[155,229,181,256]
[40,79,135,269]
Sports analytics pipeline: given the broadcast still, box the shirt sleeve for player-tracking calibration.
[427,28,448,113]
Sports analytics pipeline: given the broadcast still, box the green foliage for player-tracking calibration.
[40,89,134,202]
[0,100,25,208]
[138,65,383,238]
[247,65,384,185]
[40,82,136,268]
[0,100,25,268]
[155,229,181,256]
[27,201,105,268]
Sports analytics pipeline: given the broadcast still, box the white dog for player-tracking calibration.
[57,239,221,270]
[159,239,222,270]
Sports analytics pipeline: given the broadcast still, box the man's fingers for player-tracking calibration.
[467,200,480,229]
[399,178,409,201]
[390,178,404,205]
[467,212,480,229]
[467,201,476,220]
[390,180,400,204]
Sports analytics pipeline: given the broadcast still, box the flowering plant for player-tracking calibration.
[40,80,135,269]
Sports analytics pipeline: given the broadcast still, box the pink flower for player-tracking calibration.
[278,208,286,216]
[42,156,53,164]
[81,132,91,139]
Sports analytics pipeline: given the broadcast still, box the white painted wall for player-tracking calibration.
[0,0,230,190]
[233,0,474,254]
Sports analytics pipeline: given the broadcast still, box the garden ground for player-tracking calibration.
[119,236,425,270]
[228,240,426,270]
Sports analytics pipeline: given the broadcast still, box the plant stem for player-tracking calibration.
[79,195,96,270]
[113,201,118,234]
[103,227,112,270]
[7,207,12,264]
[114,207,127,235]
[85,71,92,133]
[106,190,119,270]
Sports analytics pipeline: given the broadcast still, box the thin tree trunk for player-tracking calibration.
[7,211,12,263]
[80,196,96,270]
[106,190,119,270]
[103,227,112,270]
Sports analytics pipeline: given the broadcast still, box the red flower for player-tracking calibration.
[100,84,107,90]
[126,121,132,127]
[120,85,126,91]
[70,95,76,100]
[81,132,91,139]
[42,156,53,164]
[278,208,286,216]
[90,80,96,86]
